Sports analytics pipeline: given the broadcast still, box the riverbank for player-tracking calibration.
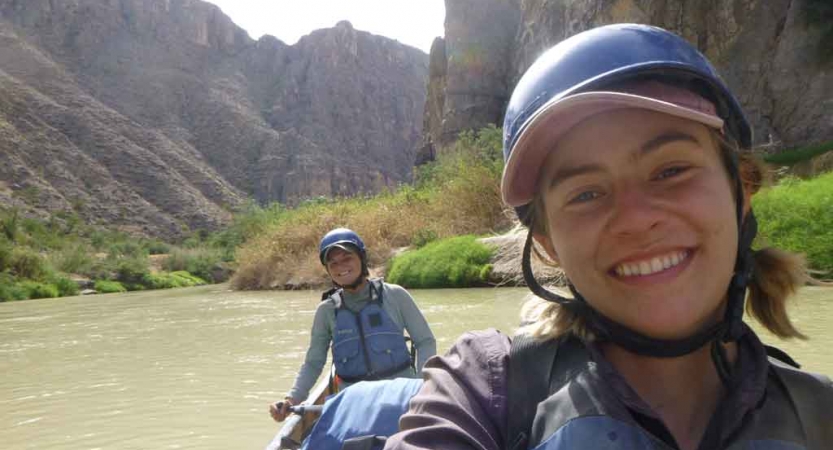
[231,127,833,291]
[0,209,233,301]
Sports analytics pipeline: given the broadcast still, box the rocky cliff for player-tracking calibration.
[0,0,427,237]
[419,0,832,163]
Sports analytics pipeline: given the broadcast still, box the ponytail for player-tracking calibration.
[746,248,809,339]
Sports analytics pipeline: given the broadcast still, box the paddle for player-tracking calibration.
[288,404,324,415]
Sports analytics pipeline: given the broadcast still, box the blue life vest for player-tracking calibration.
[330,280,412,383]
[301,378,423,450]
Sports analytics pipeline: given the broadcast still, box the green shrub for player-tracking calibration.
[142,271,207,289]
[163,248,223,283]
[52,276,80,297]
[142,272,175,289]
[753,171,833,275]
[114,257,150,285]
[9,248,49,279]
[83,259,115,282]
[94,280,127,293]
[170,271,207,286]
[109,241,147,259]
[0,238,13,272]
[411,229,438,248]
[20,281,59,299]
[0,273,27,301]
[0,208,20,242]
[50,244,93,274]
[141,239,170,255]
[387,235,495,288]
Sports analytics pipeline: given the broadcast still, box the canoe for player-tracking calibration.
[265,370,337,450]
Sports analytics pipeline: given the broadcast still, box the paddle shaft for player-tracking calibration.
[288,404,324,415]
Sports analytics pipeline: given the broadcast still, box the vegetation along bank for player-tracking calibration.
[2,129,830,301]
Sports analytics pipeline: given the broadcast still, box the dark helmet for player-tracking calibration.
[318,228,366,265]
[503,24,758,379]
[501,23,751,223]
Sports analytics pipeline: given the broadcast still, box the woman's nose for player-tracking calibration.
[607,186,664,236]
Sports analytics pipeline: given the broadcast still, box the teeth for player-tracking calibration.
[650,259,663,273]
[615,250,689,277]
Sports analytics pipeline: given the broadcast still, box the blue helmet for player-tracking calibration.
[319,228,366,265]
[501,24,752,222]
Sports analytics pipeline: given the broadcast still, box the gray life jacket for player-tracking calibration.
[506,334,833,450]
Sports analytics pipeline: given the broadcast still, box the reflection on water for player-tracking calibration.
[0,285,830,449]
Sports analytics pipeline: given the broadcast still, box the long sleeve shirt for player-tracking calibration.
[287,280,436,401]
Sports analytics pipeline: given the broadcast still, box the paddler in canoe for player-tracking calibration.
[268,228,436,435]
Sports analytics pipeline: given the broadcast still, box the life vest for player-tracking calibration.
[506,335,833,450]
[329,280,413,383]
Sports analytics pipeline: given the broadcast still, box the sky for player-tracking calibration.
[205,0,445,53]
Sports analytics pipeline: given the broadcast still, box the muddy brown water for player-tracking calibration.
[1,285,830,449]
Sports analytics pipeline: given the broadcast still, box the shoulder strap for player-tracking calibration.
[506,334,559,450]
[326,289,344,309]
[321,286,340,301]
[763,344,800,368]
[369,278,385,304]
[506,335,590,450]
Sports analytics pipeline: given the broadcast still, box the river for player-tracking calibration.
[1,285,831,449]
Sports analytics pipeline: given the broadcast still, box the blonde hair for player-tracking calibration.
[517,131,814,341]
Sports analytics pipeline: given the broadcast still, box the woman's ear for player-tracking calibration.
[533,232,560,264]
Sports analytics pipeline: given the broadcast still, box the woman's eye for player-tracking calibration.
[568,191,601,204]
[655,166,688,180]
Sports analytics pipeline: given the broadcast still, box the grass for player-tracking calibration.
[94,280,127,294]
[387,235,495,288]
[753,171,833,276]
[142,271,207,289]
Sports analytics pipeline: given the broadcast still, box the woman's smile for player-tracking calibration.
[612,248,692,278]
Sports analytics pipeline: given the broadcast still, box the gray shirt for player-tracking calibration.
[287,280,436,401]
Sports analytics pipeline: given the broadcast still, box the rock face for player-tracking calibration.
[421,0,832,162]
[0,0,428,237]
[416,0,520,163]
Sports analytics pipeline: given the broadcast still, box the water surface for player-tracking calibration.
[0,285,830,449]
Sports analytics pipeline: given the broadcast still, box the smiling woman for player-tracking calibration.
[385,24,833,450]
